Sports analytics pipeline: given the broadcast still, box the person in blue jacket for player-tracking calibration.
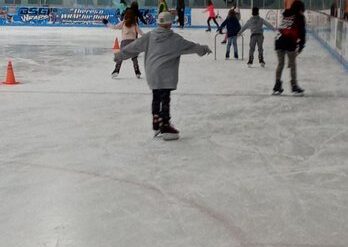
[218,9,241,59]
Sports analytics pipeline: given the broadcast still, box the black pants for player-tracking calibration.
[177,8,185,28]
[207,17,219,30]
[152,89,171,124]
[114,39,139,72]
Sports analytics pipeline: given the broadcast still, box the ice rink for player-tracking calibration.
[0,27,347,247]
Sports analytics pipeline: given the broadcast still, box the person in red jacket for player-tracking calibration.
[273,0,306,96]
[203,0,219,32]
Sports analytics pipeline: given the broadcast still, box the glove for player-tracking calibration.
[203,45,212,55]
[102,18,108,25]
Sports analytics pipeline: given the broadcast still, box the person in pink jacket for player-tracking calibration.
[103,9,144,78]
[204,0,220,32]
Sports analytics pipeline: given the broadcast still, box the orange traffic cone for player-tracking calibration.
[2,61,19,85]
[113,37,120,52]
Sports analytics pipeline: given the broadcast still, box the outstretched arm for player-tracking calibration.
[179,36,211,56]
[114,32,151,61]
[238,19,250,34]
[262,18,276,31]
[298,15,306,52]
[106,21,123,30]
[218,19,227,31]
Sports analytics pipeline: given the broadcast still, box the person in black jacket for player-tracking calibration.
[177,0,185,28]
[122,1,147,25]
[273,0,306,96]
[218,9,241,59]
[330,1,338,17]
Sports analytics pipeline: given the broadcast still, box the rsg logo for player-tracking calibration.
[18,8,50,15]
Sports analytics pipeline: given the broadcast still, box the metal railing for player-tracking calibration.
[214,32,244,60]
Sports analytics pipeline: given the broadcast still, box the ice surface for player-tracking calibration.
[0,27,347,247]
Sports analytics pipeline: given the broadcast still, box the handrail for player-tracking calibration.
[214,32,244,60]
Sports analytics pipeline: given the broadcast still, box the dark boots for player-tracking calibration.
[259,56,265,67]
[247,56,253,67]
[291,81,304,96]
[272,80,284,95]
[153,115,179,140]
[111,62,121,79]
[134,64,141,78]
[272,80,304,96]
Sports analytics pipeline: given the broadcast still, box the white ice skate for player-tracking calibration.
[111,72,118,79]
[162,133,179,141]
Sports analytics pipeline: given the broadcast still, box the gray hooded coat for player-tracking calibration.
[114,27,211,90]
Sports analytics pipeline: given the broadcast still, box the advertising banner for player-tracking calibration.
[0,6,191,27]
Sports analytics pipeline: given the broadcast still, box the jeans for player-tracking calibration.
[249,34,264,60]
[226,36,238,56]
[276,50,297,83]
[152,89,171,124]
[114,39,139,71]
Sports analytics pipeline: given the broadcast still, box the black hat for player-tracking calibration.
[252,7,259,16]
[291,0,305,13]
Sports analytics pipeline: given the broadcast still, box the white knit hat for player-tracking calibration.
[157,11,172,25]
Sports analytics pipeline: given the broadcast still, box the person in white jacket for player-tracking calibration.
[114,11,212,140]
[103,9,144,78]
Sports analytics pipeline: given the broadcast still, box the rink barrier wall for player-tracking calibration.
[1,7,347,70]
[310,31,348,71]
[306,11,348,71]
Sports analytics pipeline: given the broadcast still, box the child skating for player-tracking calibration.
[273,0,306,96]
[203,0,219,32]
[218,9,241,59]
[114,12,212,140]
[239,7,275,67]
[103,9,144,78]
[221,5,241,44]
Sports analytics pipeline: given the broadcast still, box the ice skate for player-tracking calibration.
[291,83,304,96]
[259,57,265,67]
[247,56,253,67]
[111,71,119,79]
[272,80,284,95]
[153,115,162,137]
[234,52,238,59]
[205,29,211,32]
[247,60,253,67]
[221,40,227,44]
[134,64,141,79]
[111,64,121,79]
[225,52,230,60]
[161,123,179,141]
